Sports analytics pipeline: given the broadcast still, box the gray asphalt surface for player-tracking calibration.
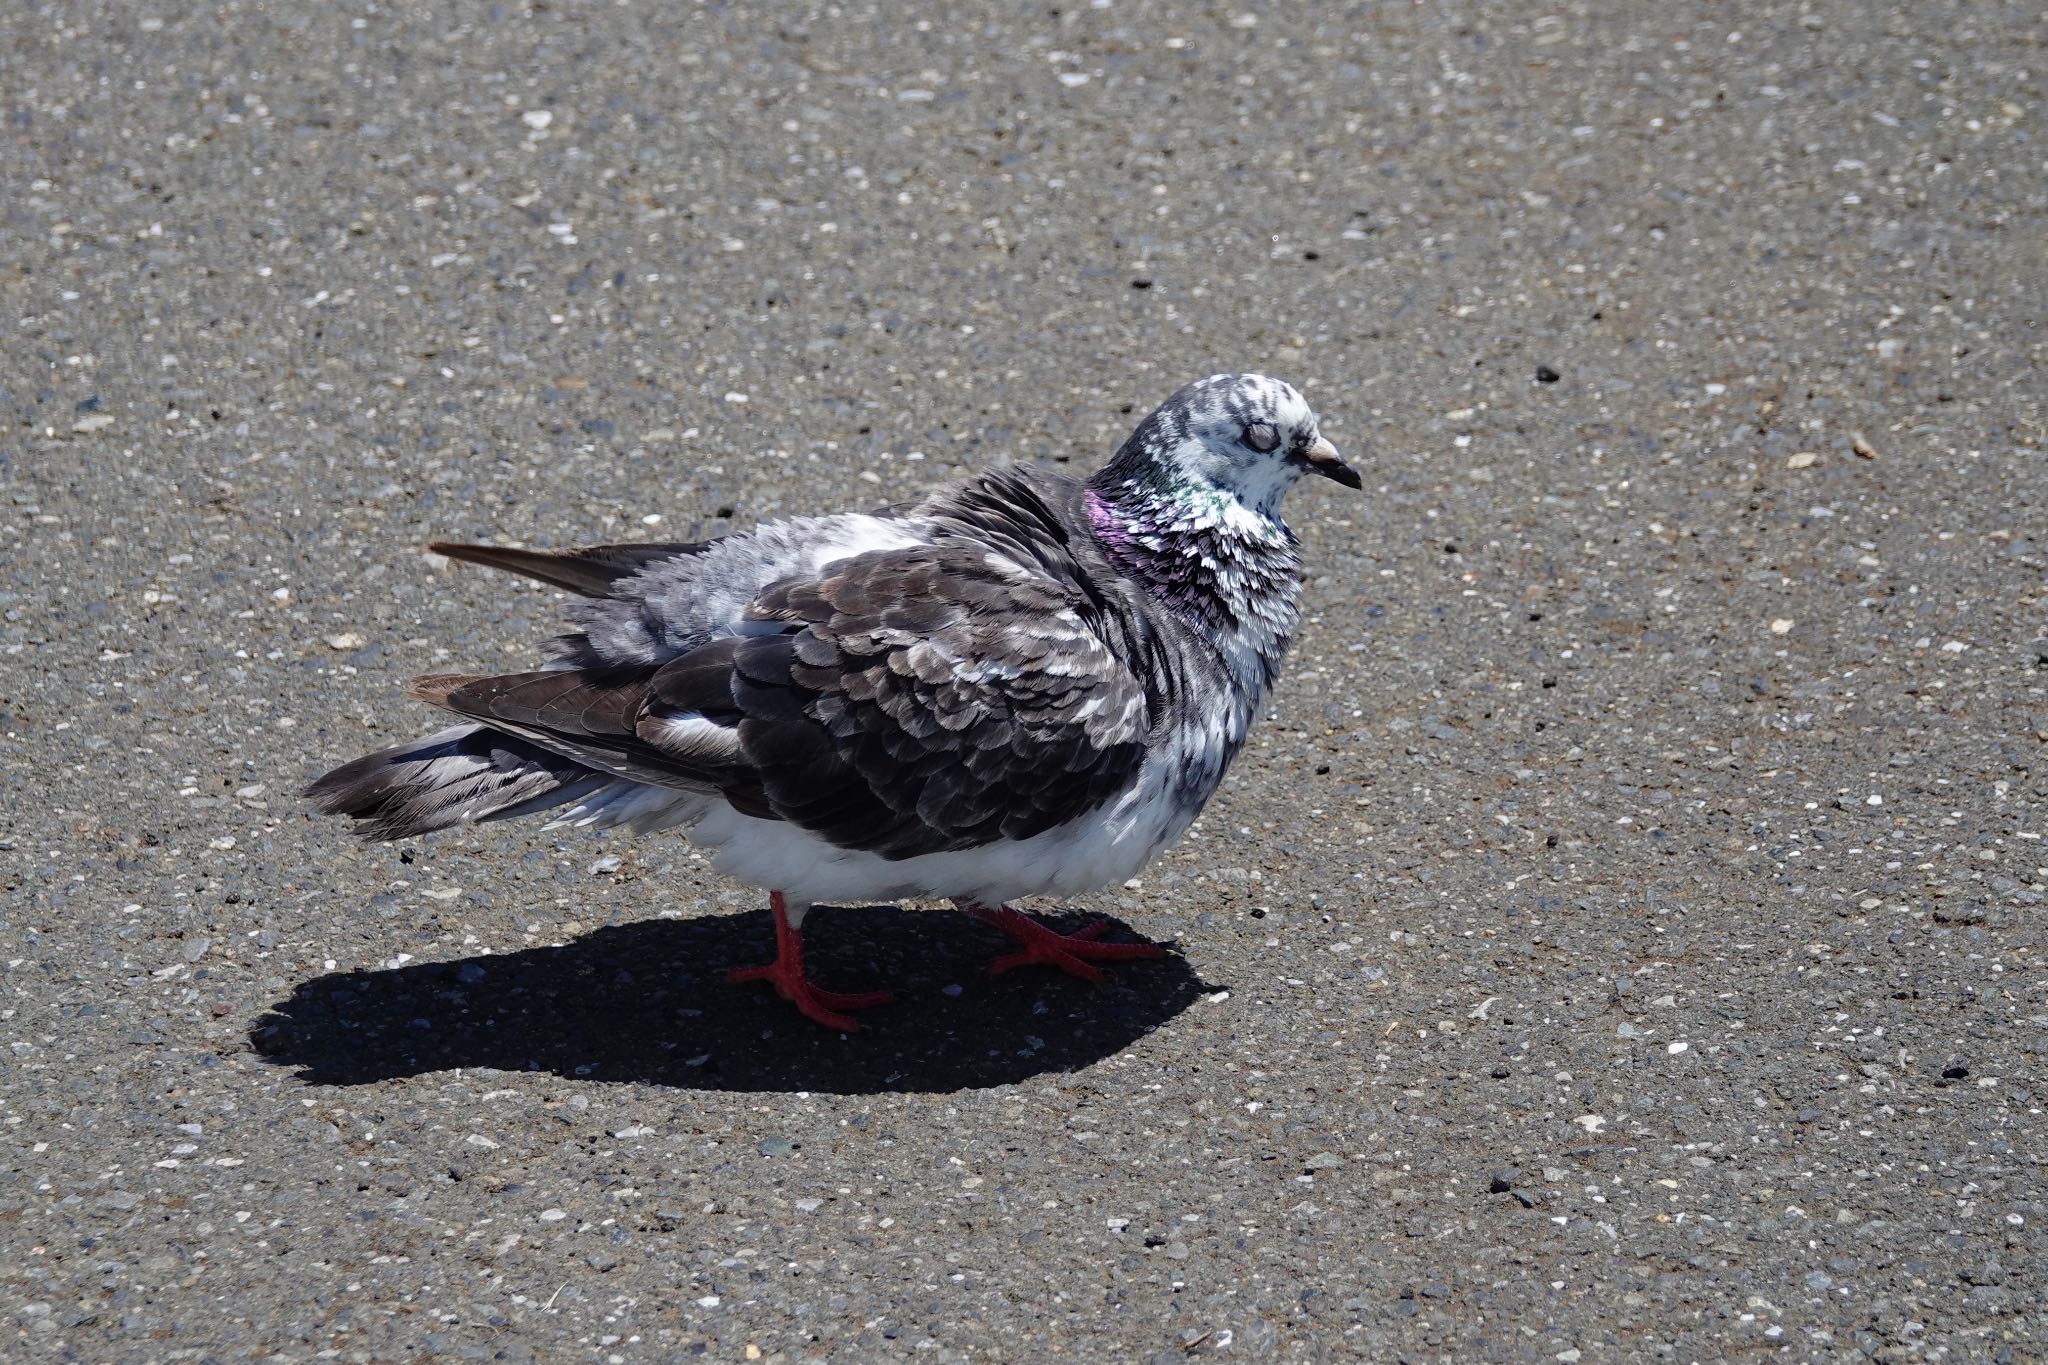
[4,1,2044,1360]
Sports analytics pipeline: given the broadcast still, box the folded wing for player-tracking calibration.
[415,544,1151,859]
[430,539,708,597]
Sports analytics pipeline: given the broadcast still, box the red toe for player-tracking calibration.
[987,942,1105,982]
[806,984,896,1011]
[966,903,1168,982]
[729,894,893,1030]
[726,960,892,1031]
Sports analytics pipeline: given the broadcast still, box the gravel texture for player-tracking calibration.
[4,1,2045,1360]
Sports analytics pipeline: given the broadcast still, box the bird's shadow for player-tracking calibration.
[250,905,1210,1094]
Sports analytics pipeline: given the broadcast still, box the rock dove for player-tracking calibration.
[308,373,1356,1028]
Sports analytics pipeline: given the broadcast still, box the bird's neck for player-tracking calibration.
[1084,483,1303,695]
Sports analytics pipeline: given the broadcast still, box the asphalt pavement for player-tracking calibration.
[3,1,2043,1360]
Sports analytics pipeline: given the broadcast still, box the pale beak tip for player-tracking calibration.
[1305,436,1361,490]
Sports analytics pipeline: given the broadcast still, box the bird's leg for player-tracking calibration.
[956,899,1168,983]
[728,892,894,1030]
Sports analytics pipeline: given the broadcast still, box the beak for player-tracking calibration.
[1299,436,1361,489]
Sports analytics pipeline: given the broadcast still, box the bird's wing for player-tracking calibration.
[430,540,709,597]
[414,542,1154,858]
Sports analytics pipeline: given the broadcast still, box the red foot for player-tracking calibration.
[728,892,893,1030]
[961,902,1168,983]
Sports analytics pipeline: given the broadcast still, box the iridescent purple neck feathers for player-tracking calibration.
[1084,486,1302,691]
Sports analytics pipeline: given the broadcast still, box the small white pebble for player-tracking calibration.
[1667,1041,1689,1055]
[1768,618,1794,635]
[521,109,553,130]
[538,1208,568,1222]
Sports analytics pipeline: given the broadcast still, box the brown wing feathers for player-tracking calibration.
[429,540,704,597]
[412,662,741,794]
[733,547,1150,857]
[406,542,1150,860]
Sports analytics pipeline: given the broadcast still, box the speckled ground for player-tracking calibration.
[3,1,2043,1361]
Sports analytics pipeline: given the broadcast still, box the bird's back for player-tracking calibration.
[553,510,927,668]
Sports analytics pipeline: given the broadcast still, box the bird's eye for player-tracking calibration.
[1243,422,1279,453]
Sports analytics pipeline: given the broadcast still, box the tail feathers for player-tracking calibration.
[305,723,603,841]
[543,781,703,834]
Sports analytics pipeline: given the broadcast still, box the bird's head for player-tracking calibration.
[1093,373,1357,519]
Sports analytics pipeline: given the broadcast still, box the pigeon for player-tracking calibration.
[307,373,1357,1028]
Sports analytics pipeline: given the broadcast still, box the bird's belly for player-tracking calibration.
[681,759,1207,907]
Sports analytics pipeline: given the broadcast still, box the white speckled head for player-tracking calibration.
[1092,373,1357,516]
